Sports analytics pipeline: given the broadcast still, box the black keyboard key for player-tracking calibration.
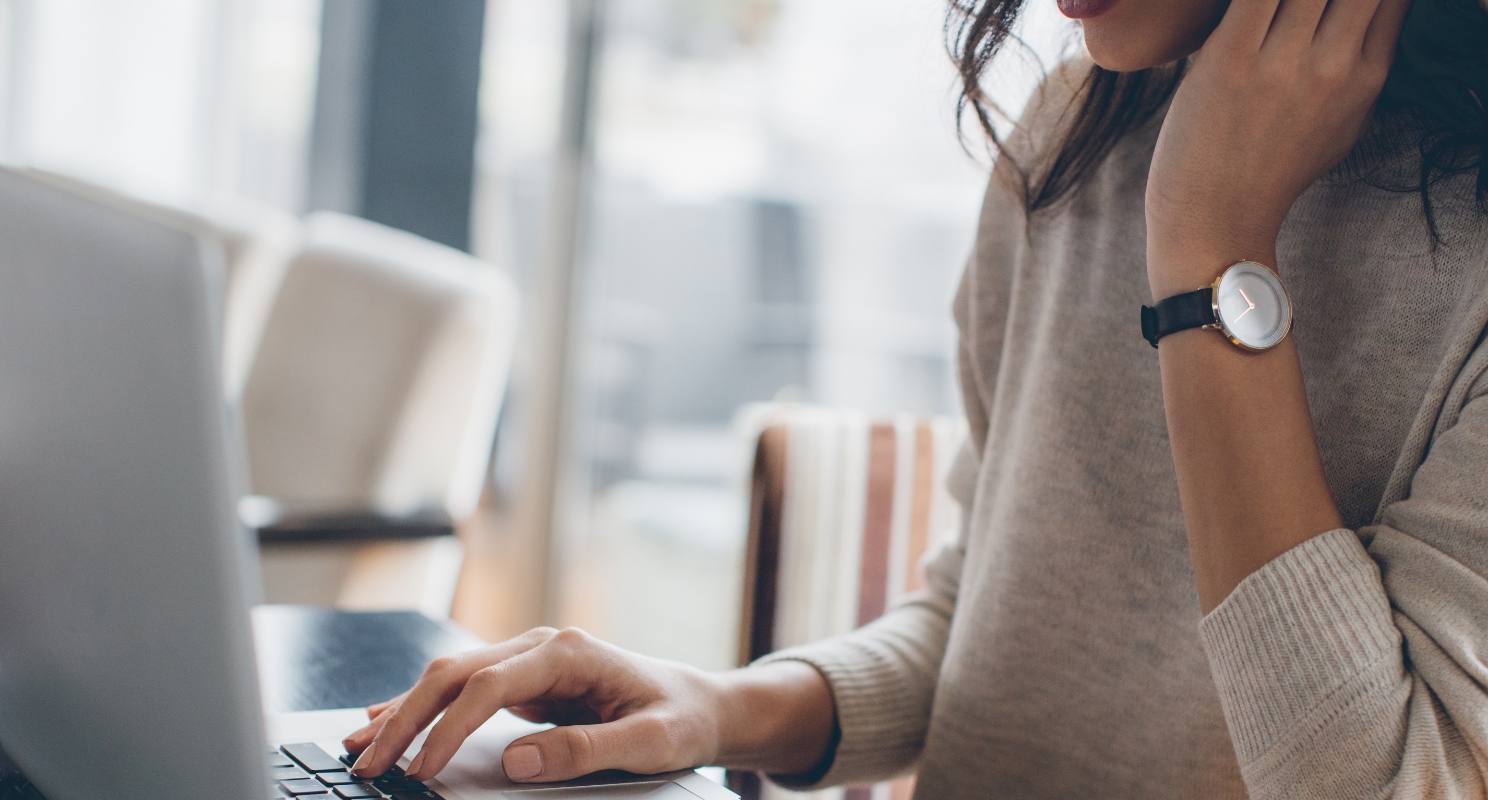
[280,778,333,795]
[282,743,347,774]
[375,775,425,793]
[317,771,355,785]
[338,753,358,769]
[391,792,442,800]
[269,750,297,769]
[333,784,381,799]
[273,766,310,781]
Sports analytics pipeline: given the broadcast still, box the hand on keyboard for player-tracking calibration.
[272,741,440,800]
[339,627,738,785]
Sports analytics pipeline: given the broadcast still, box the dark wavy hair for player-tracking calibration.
[947,0,1488,236]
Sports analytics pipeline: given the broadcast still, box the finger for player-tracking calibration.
[1266,0,1332,47]
[343,690,412,752]
[1361,0,1411,64]
[349,657,470,775]
[343,706,397,754]
[501,715,689,783]
[1315,0,1390,49]
[352,628,558,777]
[507,701,555,723]
[404,644,584,781]
[367,692,407,720]
[1209,0,1284,53]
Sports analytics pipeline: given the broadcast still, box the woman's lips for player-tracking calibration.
[1056,0,1118,18]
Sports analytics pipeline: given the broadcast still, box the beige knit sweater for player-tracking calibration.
[761,64,1488,799]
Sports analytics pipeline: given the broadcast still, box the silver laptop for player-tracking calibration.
[0,167,735,800]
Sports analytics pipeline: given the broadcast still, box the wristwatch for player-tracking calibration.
[1141,261,1292,351]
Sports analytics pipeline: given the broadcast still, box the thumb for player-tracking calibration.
[502,715,683,783]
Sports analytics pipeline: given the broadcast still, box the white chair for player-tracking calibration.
[245,211,519,617]
[13,170,302,400]
[195,196,303,402]
[7,171,512,616]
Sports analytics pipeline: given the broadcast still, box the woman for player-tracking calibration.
[344,0,1488,795]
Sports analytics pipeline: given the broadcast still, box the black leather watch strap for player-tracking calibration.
[1141,287,1215,348]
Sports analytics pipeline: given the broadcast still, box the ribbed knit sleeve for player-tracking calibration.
[1200,378,1488,798]
[755,598,955,788]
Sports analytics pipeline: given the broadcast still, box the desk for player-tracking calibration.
[3,609,735,798]
[252,605,486,712]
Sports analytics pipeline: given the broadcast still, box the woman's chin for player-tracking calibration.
[1083,40,1161,72]
[1079,2,1224,73]
[1083,27,1199,72]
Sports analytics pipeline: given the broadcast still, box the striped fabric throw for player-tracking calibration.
[735,408,966,800]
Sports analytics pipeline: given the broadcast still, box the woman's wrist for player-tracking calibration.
[1146,229,1280,301]
[707,660,836,775]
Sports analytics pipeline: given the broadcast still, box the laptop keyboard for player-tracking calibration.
[272,742,443,800]
[0,740,443,800]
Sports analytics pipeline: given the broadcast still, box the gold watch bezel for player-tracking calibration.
[1201,261,1292,352]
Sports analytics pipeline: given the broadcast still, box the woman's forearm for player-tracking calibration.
[709,660,836,775]
[1137,0,1405,613]
[1151,245,1344,613]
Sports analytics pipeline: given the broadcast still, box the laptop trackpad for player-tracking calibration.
[501,784,700,799]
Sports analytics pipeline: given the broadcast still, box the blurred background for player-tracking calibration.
[0,0,1073,673]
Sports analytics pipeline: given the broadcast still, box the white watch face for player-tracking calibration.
[1214,261,1291,350]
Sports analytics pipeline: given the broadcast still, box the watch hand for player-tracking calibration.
[1231,288,1257,323]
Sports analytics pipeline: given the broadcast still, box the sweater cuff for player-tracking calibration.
[1199,528,1402,769]
[753,640,924,789]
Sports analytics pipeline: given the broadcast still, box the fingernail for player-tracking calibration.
[504,744,543,781]
[351,742,378,776]
[407,751,427,778]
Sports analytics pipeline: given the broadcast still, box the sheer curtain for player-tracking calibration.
[472,0,1077,670]
[0,0,1077,672]
[0,0,321,210]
